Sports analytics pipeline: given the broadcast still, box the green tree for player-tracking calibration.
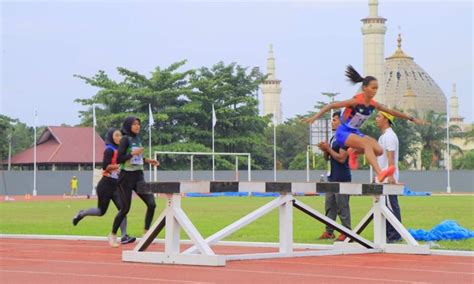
[75,60,272,170]
[188,62,271,170]
[414,111,462,170]
[0,115,36,163]
[453,150,474,170]
[265,117,309,169]
[288,152,327,170]
[359,111,420,168]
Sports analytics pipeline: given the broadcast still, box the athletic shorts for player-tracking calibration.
[335,123,365,146]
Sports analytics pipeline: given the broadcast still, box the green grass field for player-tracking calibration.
[1,196,473,250]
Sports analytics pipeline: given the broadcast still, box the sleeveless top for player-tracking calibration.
[341,93,377,130]
[102,145,119,179]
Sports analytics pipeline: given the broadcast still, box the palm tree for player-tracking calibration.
[414,111,462,170]
[463,124,474,145]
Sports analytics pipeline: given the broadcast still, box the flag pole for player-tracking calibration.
[149,104,153,181]
[212,104,216,181]
[33,109,37,196]
[446,101,451,193]
[92,104,96,196]
[273,115,277,182]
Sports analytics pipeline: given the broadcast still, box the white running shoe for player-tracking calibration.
[108,234,120,248]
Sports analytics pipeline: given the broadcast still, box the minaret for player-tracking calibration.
[449,83,464,125]
[361,0,387,103]
[261,44,282,124]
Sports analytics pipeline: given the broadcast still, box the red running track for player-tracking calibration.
[0,238,473,283]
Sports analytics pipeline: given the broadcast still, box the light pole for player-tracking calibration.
[7,134,12,171]
[446,103,451,193]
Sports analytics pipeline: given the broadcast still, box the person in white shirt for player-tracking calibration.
[375,111,402,243]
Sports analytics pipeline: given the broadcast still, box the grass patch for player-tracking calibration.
[0,195,472,250]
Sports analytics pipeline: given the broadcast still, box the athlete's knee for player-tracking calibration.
[148,200,156,210]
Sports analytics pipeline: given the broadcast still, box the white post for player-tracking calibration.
[33,110,37,196]
[149,126,152,182]
[235,156,238,181]
[212,104,216,181]
[165,195,181,255]
[373,196,386,247]
[190,155,194,181]
[248,154,251,181]
[7,134,12,171]
[153,153,158,182]
[273,119,277,182]
[148,104,154,182]
[279,195,293,253]
[446,104,451,193]
[91,104,96,196]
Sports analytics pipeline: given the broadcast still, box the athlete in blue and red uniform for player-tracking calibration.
[303,65,424,182]
[72,128,136,246]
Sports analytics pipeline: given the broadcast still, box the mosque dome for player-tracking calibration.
[383,34,447,117]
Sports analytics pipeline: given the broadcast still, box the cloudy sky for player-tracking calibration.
[1,0,472,126]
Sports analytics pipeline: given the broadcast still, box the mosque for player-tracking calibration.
[260,0,467,125]
[259,0,471,169]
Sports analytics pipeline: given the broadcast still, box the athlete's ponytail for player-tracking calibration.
[345,65,377,87]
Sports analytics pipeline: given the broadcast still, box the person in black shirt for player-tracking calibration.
[110,117,159,248]
[317,111,352,241]
[72,128,136,246]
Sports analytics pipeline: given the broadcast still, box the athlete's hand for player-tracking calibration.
[317,141,330,152]
[412,118,427,125]
[131,147,144,155]
[147,159,160,167]
[106,164,120,171]
[301,116,316,124]
[387,176,396,184]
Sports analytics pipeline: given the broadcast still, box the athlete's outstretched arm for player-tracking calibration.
[302,98,357,124]
[375,102,425,125]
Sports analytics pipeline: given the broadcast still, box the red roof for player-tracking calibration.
[7,126,105,164]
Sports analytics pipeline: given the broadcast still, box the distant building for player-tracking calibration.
[362,0,447,117]
[4,126,104,171]
[261,44,283,124]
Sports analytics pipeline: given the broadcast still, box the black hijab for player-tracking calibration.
[121,116,141,137]
[104,128,118,146]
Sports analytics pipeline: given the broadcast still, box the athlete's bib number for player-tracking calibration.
[131,147,144,165]
[111,170,119,179]
[347,112,370,129]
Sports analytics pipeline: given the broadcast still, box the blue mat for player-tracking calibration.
[185,192,249,197]
[409,220,474,241]
[403,186,431,196]
[251,192,280,197]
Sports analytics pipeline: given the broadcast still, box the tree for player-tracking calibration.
[264,117,308,170]
[463,124,474,145]
[288,152,327,170]
[75,60,272,170]
[453,150,474,170]
[414,111,462,170]
[359,111,420,168]
[0,115,36,163]
[188,62,271,170]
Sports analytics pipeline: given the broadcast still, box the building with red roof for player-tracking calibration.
[6,126,105,171]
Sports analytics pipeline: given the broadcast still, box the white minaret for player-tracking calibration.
[449,83,464,125]
[361,0,387,103]
[261,44,282,124]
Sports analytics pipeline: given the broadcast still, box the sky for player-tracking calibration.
[1,0,472,127]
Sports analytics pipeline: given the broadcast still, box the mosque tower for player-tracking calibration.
[261,44,282,124]
[361,0,387,103]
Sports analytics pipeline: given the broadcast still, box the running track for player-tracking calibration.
[0,238,473,283]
